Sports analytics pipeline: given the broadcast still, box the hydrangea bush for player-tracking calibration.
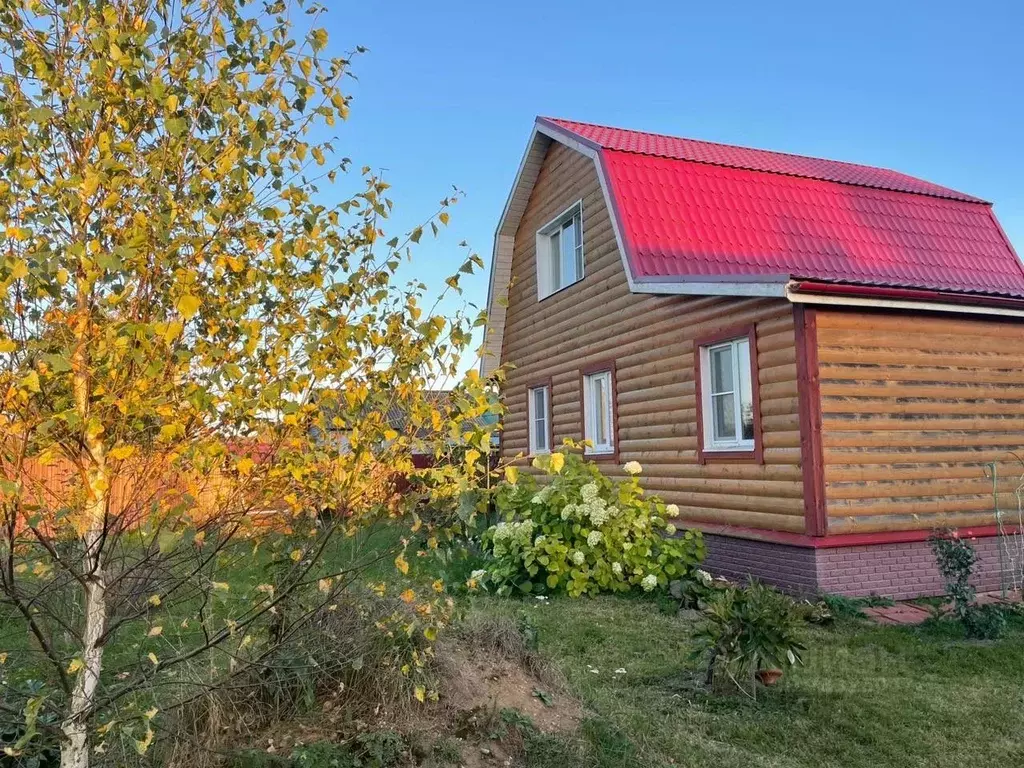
[480,448,705,597]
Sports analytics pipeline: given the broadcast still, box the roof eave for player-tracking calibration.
[787,280,1024,318]
[631,275,790,298]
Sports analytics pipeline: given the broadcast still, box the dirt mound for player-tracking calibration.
[442,647,580,735]
[243,616,584,766]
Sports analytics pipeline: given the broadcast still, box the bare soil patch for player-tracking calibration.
[442,646,581,735]
[243,615,584,766]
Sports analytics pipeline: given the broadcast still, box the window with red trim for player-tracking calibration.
[582,369,615,456]
[527,384,551,455]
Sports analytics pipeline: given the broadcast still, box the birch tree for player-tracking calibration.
[0,1,495,765]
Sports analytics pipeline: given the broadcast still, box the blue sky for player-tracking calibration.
[321,0,1023,360]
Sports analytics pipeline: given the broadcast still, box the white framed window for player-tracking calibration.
[700,336,756,452]
[536,201,583,300]
[582,369,614,455]
[527,384,550,455]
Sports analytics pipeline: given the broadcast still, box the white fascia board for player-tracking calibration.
[481,125,550,378]
[786,286,1024,319]
[484,126,544,327]
[633,279,789,298]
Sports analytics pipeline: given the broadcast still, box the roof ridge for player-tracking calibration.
[542,116,895,175]
[540,116,988,205]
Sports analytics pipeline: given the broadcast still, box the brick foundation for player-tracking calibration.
[703,533,1013,599]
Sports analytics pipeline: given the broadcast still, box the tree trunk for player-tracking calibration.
[61,294,108,768]
[60,507,107,768]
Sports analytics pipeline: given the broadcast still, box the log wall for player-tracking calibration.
[817,309,1024,534]
[499,141,805,533]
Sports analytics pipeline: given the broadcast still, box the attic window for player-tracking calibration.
[536,201,583,300]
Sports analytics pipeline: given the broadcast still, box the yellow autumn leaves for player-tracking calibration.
[176,293,201,319]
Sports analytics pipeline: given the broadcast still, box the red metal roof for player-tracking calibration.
[541,118,1024,299]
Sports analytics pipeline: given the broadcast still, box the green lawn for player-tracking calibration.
[6,524,1022,767]
[465,594,1024,768]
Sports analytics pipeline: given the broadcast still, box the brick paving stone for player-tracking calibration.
[862,604,933,626]
[862,591,1022,626]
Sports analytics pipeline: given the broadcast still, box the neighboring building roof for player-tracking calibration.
[321,390,498,453]
[383,390,452,435]
[481,117,1024,378]
[544,117,1024,299]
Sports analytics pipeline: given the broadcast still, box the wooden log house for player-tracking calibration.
[482,117,1024,598]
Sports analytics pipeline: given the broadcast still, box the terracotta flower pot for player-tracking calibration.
[755,668,783,686]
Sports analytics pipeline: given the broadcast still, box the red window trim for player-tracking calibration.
[694,324,763,465]
[525,377,554,456]
[578,360,618,463]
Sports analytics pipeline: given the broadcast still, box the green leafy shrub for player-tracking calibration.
[422,540,493,595]
[691,580,807,691]
[480,450,705,597]
[930,532,977,621]
[669,567,718,610]
[963,604,1007,640]
[930,531,1004,639]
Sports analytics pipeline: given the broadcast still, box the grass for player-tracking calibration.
[466,594,1024,768]
[8,523,1022,767]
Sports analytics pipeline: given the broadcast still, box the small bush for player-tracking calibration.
[352,730,407,767]
[930,531,1004,640]
[691,580,807,691]
[930,532,977,620]
[963,603,1007,640]
[480,450,704,597]
[669,568,717,610]
[422,540,492,595]
[794,599,834,625]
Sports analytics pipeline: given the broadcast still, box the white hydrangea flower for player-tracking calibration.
[588,500,610,527]
[665,523,677,535]
[470,569,487,581]
[531,485,554,505]
[488,520,535,556]
[587,531,602,547]
[665,503,679,516]
[696,569,713,586]
[623,461,643,476]
[641,574,658,592]
[611,562,623,576]
[572,550,586,566]
[581,482,599,502]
